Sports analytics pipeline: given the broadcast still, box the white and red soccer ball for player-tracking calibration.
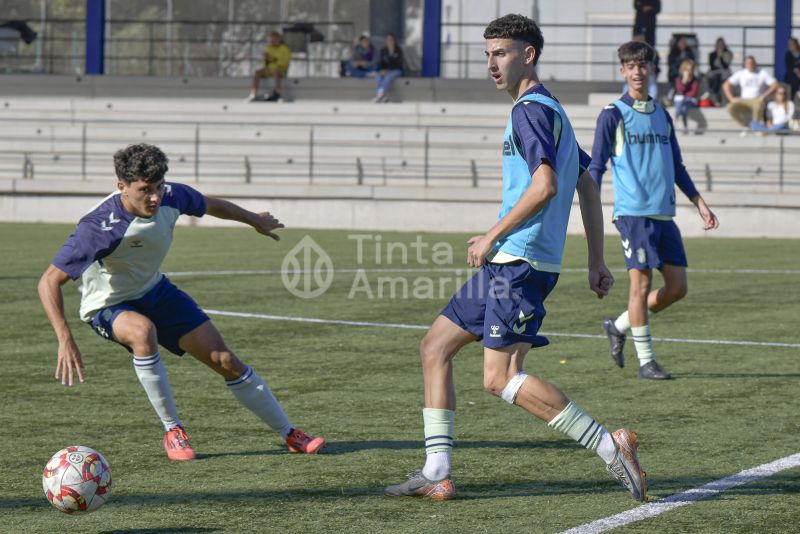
[42,446,112,514]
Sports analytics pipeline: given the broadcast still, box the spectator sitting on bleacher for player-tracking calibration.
[707,37,733,105]
[784,37,800,100]
[247,31,291,102]
[749,85,794,134]
[673,59,699,132]
[342,33,376,78]
[373,33,404,103]
[723,56,779,130]
[667,36,695,87]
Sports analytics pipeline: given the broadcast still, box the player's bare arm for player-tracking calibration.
[37,264,84,386]
[204,196,285,241]
[576,170,614,298]
[466,162,557,268]
[689,195,720,230]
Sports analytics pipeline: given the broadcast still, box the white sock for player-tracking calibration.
[423,451,451,481]
[226,366,293,439]
[631,325,655,365]
[422,408,454,481]
[133,353,181,431]
[596,430,617,464]
[614,310,631,333]
[615,309,652,334]
[548,401,605,450]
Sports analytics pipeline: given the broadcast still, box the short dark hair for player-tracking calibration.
[113,144,169,184]
[483,14,544,65]
[618,41,656,65]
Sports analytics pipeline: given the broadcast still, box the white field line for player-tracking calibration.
[167,267,800,277]
[203,310,800,349]
[559,452,800,534]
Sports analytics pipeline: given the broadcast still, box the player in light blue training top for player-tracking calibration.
[589,41,719,380]
[38,144,325,460]
[385,14,648,503]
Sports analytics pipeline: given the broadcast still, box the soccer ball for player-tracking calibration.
[42,446,112,514]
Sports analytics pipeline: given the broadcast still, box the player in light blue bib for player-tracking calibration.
[385,14,648,503]
[39,144,325,460]
[590,41,719,379]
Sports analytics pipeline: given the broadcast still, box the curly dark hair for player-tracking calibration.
[483,14,544,65]
[618,41,656,65]
[113,144,169,184]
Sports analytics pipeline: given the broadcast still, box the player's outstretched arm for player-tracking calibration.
[38,265,84,386]
[576,170,614,298]
[204,196,285,241]
[690,195,720,230]
[466,163,558,268]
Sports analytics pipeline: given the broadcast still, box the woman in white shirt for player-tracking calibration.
[749,86,795,133]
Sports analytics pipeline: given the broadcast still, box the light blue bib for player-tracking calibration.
[494,93,580,272]
[610,99,676,217]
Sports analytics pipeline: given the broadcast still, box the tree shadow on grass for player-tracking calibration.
[98,529,221,534]
[322,439,575,455]
[194,439,575,459]
[3,473,797,510]
[674,372,800,379]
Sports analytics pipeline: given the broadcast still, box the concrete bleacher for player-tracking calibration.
[2,92,798,193]
[1,75,798,237]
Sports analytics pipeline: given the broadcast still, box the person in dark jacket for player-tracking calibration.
[373,33,404,103]
[633,0,660,46]
[784,37,800,100]
[707,37,733,105]
[667,36,695,86]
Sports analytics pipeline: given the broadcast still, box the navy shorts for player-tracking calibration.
[614,216,688,271]
[88,276,209,356]
[440,261,559,349]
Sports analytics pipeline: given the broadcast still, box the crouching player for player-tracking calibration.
[38,143,325,460]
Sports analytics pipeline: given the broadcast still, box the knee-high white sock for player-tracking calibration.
[631,325,656,365]
[133,353,181,431]
[548,400,616,463]
[615,309,653,334]
[226,366,293,439]
[422,408,454,481]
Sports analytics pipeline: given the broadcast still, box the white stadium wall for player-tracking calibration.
[2,181,798,238]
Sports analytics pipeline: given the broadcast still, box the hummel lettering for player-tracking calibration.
[625,131,669,145]
[502,135,517,156]
[489,325,501,338]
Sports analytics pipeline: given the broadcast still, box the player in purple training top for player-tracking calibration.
[38,143,325,460]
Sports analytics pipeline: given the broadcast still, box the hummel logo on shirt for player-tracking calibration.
[100,212,121,232]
